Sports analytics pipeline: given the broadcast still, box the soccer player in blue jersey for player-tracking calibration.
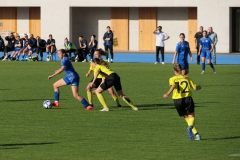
[172,33,193,75]
[198,30,216,74]
[48,49,93,110]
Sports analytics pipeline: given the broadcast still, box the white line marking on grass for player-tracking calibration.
[229,153,240,156]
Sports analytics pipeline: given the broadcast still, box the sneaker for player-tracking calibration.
[213,68,216,74]
[162,62,165,65]
[187,126,194,140]
[110,59,113,63]
[197,62,200,65]
[201,71,205,74]
[154,62,158,64]
[195,134,201,141]
[21,58,25,61]
[75,59,78,62]
[2,58,7,61]
[25,57,29,61]
[86,106,94,110]
[75,55,79,60]
[82,59,86,62]
[107,58,110,63]
[100,108,109,111]
[133,107,138,111]
[52,102,59,108]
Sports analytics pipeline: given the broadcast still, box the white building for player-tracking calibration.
[0,0,239,53]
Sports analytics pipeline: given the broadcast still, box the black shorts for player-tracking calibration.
[100,73,122,91]
[4,46,13,53]
[173,96,195,117]
[91,78,102,88]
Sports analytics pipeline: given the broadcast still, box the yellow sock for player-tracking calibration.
[87,91,92,105]
[192,127,198,135]
[97,94,108,109]
[184,117,190,126]
[188,117,198,134]
[112,95,120,106]
[123,97,136,109]
[188,117,195,126]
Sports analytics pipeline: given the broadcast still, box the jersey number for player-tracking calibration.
[175,81,189,93]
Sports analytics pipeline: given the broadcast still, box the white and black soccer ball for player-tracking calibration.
[43,100,52,109]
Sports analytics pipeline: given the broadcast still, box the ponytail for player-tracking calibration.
[173,64,182,74]
[95,48,108,56]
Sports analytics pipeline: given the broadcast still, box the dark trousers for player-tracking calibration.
[66,49,76,58]
[4,46,13,56]
[156,46,164,62]
[89,47,96,60]
[36,47,46,58]
[77,48,88,61]
[196,46,201,63]
[104,45,113,59]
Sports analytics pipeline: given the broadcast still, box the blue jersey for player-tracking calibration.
[175,41,190,62]
[199,37,212,50]
[61,57,79,77]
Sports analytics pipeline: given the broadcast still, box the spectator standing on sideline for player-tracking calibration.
[0,35,5,53]
[103,26,114,63]
[46,34,56,61]
[208,27,218,65]
[2,33,15,61]
[32,36,46,61]
[64,38,77,59]
[88,35,98,62]
[77,36,88,62]
[194,26,203,64]
[153,26,170,64]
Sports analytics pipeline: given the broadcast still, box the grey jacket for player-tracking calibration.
[208,32,218,45]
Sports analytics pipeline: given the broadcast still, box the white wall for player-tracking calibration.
[129,8,139,51]
[1,0,240,52]
[157,7,188,52]
[17,7,29,36]
[71,7,110,49]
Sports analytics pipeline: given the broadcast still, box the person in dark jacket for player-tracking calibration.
[0,35,5,52]
[103,26,114,63]
[88,35,98,62]
[7,35,23,61]
[25,34,37,61]
[2,33,15,61]
[32,36,47,61]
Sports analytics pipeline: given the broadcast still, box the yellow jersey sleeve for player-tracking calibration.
[90,62,104,78]
[95,64,114,76]
[169,75,193,99]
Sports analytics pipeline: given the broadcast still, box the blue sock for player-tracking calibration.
[209,63,214,69]
[50,52,53,56]
[81,98,89,108]
[16,55,19,59]
[54,92,59,102]
[47,52,49,55]
[201,63,205,71]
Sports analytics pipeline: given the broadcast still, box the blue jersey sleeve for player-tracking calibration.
[61,58,69,67]
[175,42,180,52]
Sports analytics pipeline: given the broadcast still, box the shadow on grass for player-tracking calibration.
[202,136,240,141]
[0,142,58,149]
[117,103,175,110]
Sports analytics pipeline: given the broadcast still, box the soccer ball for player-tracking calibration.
[43,100,52,109]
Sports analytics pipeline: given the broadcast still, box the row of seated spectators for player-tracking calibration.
[0,33,98,62]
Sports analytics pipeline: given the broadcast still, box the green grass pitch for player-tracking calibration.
[0,62,240,160]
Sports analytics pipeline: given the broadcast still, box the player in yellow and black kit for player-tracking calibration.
[91,58,138,111]
[85,49,121,110]
[163,64,201,140]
